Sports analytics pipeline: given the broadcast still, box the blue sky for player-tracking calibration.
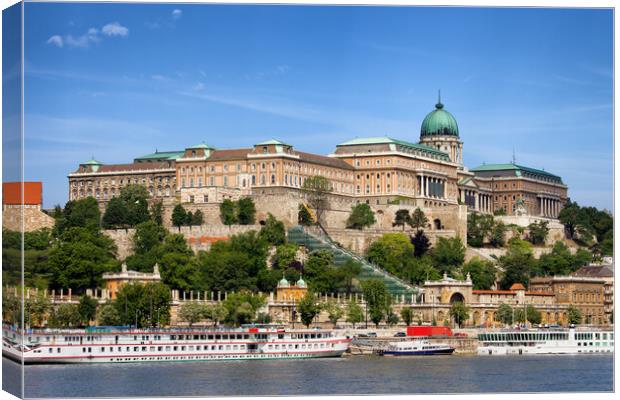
[22,4,613,210]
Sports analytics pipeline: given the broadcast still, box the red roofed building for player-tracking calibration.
[2,182,55,232]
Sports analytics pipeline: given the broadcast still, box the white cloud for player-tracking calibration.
[87,28,99,35]
[65,34,91,48]
[102,22,129,37]
[172,9,182,19]
[193,82,205,91]
[46,35,63,48]
[276,65,290,74]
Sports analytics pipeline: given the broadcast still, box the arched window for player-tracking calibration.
[271,175,276,184]
[251,175,256,185]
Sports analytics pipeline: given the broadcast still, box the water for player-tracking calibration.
[3,354,614,398]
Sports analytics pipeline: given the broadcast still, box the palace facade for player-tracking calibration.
[67,97,569,230]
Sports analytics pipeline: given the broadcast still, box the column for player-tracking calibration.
[425,176,429,198]
[460,188,465,203]
[475,192,479,211]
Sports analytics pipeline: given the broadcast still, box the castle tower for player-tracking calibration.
[419,92,463,165]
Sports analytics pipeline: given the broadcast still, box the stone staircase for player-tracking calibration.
[287,226,419,299]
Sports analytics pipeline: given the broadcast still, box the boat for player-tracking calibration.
[380,338,455,356]
[2,324,351,364]
[477,327,614,355]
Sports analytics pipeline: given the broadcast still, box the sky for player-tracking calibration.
[20,3,613,210]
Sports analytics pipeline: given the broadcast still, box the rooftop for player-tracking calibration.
[471,163,563,183]
[336,136,451,161]
[134,150,185,162]
[3,182,43,205]
[255,139,291,146]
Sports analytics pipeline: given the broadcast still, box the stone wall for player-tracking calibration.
[2,207,55,232]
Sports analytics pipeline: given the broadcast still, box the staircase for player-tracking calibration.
[287,226,419,299]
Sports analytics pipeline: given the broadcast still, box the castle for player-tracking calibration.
[67,97,568,236]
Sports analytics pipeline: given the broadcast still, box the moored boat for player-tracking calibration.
[380,338,455,356]
[2,324,351,364]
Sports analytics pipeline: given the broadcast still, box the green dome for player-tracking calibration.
[420,101,459,138]
[278,276,290,288]
[296,276,307,288]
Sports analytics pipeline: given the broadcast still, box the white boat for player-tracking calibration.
[2,325,351,364]
[477,328,614,355]
[381,338,455,356]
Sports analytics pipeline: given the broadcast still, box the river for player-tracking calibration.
[3,354,613,398]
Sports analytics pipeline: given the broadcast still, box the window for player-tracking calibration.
[204,195,208,203]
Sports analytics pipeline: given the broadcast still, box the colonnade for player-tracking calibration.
[418,173,446,199]
[539,196,561,218]
[460,189,492,213]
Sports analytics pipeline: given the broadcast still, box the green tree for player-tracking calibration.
[527,220,550,245]
[150,201,164,226]
[133,220,167,255]
[77,295,98,326]
[462,258,497,290]
[400,307,414,326]
[386,309,400,326]
[431,236,466,275]
[449,302,470,328]
[361,279,391,328]
[489,221,508,248]
[346,203,376,230]
[25,293,51,327]
[50,304,80,328]
[237,197,256,225]
[102,197,129,229]
[558,200,580,239]
[304,250,341,294]
[204,304,229,327]
[178,302,205,326]
[222,291,266,326]
[467,212,494,247]
[339,259,362,294]
[323,300,344,328]
[567,305,582,325]
[55,197,101,235]
[97,303,121,326]
[172,204,188,228]
[191,210,204,226]
[159,234,202,292]
[272,243,298,269]
[525,305,542,325]
[219,199,237,226]
[410,230,431,257]
[536,241,574,277]
[298,291,320,327]
[186,211,194,226]
[401,256,441,285]
[499,239,535,289]
[114,282,171,328]
[346,300,364,328]
[367,233,414,275]
[495,303,513,326]
[259,213,286,245]
[301,176,332,226]
[410,208,429,231]
[119,185,151,226]
[393,209,412,231]
[48,227,118,291]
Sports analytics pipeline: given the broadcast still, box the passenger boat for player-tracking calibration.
[2,324,351,364]
[381,338,455,356]
[477,328,614,355]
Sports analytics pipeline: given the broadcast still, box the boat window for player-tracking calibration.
[278,334,284,339]
[88,347,92,353]
[196,346,201,350]
[603,333,608,340]
[165,346,171,351]
[134,346,139,351]
[236,334,243,340]
[226,345,231,350]
[211,345,216,350]
[171,335,176,340]
[240,345,245,349]
[244,335,249,339]
[215,335,221,340]
[200,335,206,340]
[208,335,214,340]
[218,345,223,350]
[222,335,228,340]
[295,344,299,349]
[173,346,178,351]
[233,345,238,350]
[57,348,61,353]
[158,346,163,351]
[101,347,105,352]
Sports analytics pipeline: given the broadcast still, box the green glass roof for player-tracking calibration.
[255,139,290,146]
[471,163,563,183]
[336,136,450,161]
[420,101,459,138]
[135,150,184,161]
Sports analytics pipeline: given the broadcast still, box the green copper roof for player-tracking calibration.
[82,158,103,165]
[420,99,459,138]
[336,136,450,161]
[135,150,184,161]
[471,163,563,183]
[255,139,290,146]
[187,141,213,150]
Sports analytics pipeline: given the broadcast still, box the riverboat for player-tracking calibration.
[380,338,455,356]
[477,328,614,355]
[2,325,351,364]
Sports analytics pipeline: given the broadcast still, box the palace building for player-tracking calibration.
[67,96,569,232]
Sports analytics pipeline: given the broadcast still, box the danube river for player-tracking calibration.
[3,354,613,397]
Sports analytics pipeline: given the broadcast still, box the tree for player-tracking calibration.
[219,199,237,226]
[25,293,51,327]
[495,303,513,326]
[272,243,298,270]
[431,236,465,275]
[410,230,431,257]
[97,303,121,326]
[133,220,167,255]
[304,250,341,294]
[386,310,400,326]
[527,220,549,245]
[301,176,332,226]
[178,302,205,327]
[558,200,580,238]
[402,256,441,285]
[191,209,204,226]
[255,312,272,324]
[150,201,164,226]
[449,302,470,328]
[536,241,575,277]
[77,295,98,326]
[410,208,429,231]
[186,211,194,226]
[400,307,413,326]
[323,300,344,328]
[237,197,256,225]
[346,203,376,230]
[172,204,188,228]
[119,185,151,226]
[567,305,582,325]
[499,239,535,289]
[339,259,362,294]
[102,197,129,229]
[367,233,414,275]
[298,291,320,327]
[204,304,228,326]
[346,300,364,328]
[393,209,412,231]
[259,213,286,245]
[525,305,541,325]
[298,203,314,225]
[54,197,101,235]
[489,221,507,248]
[159,234,202,292]
[48,227,118,291]
[114,282,171,328]
[467,212,494,247]
[222,291,266,326]
[361,279,391,328]
[462,258,497,290]
[50,304,80,328]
